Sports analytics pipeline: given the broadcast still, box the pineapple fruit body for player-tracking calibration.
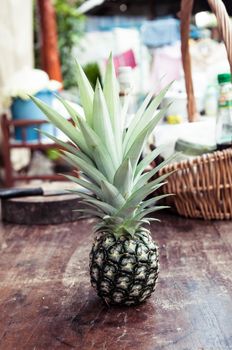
[90,231,159,306]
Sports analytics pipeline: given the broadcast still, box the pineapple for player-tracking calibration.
[31,55,175,306]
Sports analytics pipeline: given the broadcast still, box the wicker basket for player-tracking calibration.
[159,0,232,220]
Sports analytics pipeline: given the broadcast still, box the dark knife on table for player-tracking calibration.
[0,187,90,199]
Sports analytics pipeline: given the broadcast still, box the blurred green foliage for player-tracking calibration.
[54,0,85,89]
[83,62,102,88]
[34,0,85,90]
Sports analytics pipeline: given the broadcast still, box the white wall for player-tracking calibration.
[0,0,33,114]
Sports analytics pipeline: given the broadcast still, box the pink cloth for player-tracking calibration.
[112,49,137,75]
[150,42,182,93]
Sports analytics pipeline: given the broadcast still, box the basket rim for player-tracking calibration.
[160,147,232,173]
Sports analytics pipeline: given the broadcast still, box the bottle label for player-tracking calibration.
[219,91,232,108]
[216,83,232,147]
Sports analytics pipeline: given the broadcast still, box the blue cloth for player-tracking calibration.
[141,18,180,48]
[86,16,145,32]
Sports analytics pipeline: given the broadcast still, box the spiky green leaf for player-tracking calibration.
[82,198,116,215]
[77,117,116,181]
[133,168,176,193]
[55,93,84,125]
[103,53,122,156]
[30,95,89,155]
[62,174,103,199]
[75,60,94,125]
[62,151,107,186]
[134,153,178,190]
[140,194,174,210]
[135,145,165,178]
[118,181,166,217]
[113,158,133,198]
[93,80,120,166]
[134,206,170,221]
[123,109,166,172]
[124,82,173,153]
[37,129,95,166]
[122,92,152,146]
[100,180,126,208]
[36,129,77,154]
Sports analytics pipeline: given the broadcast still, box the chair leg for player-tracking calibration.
[1,114,13,187]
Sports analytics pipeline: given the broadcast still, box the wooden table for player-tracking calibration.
[0,213,232,350]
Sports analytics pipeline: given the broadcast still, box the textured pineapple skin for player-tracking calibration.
[89,231,159,306]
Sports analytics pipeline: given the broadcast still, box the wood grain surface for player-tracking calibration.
[0,213,232,350]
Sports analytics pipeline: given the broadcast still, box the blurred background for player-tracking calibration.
[0,0,231,187]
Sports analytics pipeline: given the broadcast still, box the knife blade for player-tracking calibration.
[0,187,89,199]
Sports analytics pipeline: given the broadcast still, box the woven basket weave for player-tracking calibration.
[159,0,232,220]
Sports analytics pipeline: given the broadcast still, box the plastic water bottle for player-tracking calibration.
[204,84,218,117]
[118,66,133,127]
[216,73,232,150]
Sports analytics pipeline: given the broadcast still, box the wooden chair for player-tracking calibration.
[1,113,77,187]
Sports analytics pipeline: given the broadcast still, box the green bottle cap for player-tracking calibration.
[218,73,231,84]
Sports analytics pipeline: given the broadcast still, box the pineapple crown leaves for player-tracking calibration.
[94,216,147,237]
[31,55,174,237]
[103,53,122,156]
[75,59,94,125]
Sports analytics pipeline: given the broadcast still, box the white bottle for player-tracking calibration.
[204,84,218,117]
[216,73,232,150]
[118,66,134,127]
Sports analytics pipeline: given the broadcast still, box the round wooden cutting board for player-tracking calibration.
[1,182,86,225]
